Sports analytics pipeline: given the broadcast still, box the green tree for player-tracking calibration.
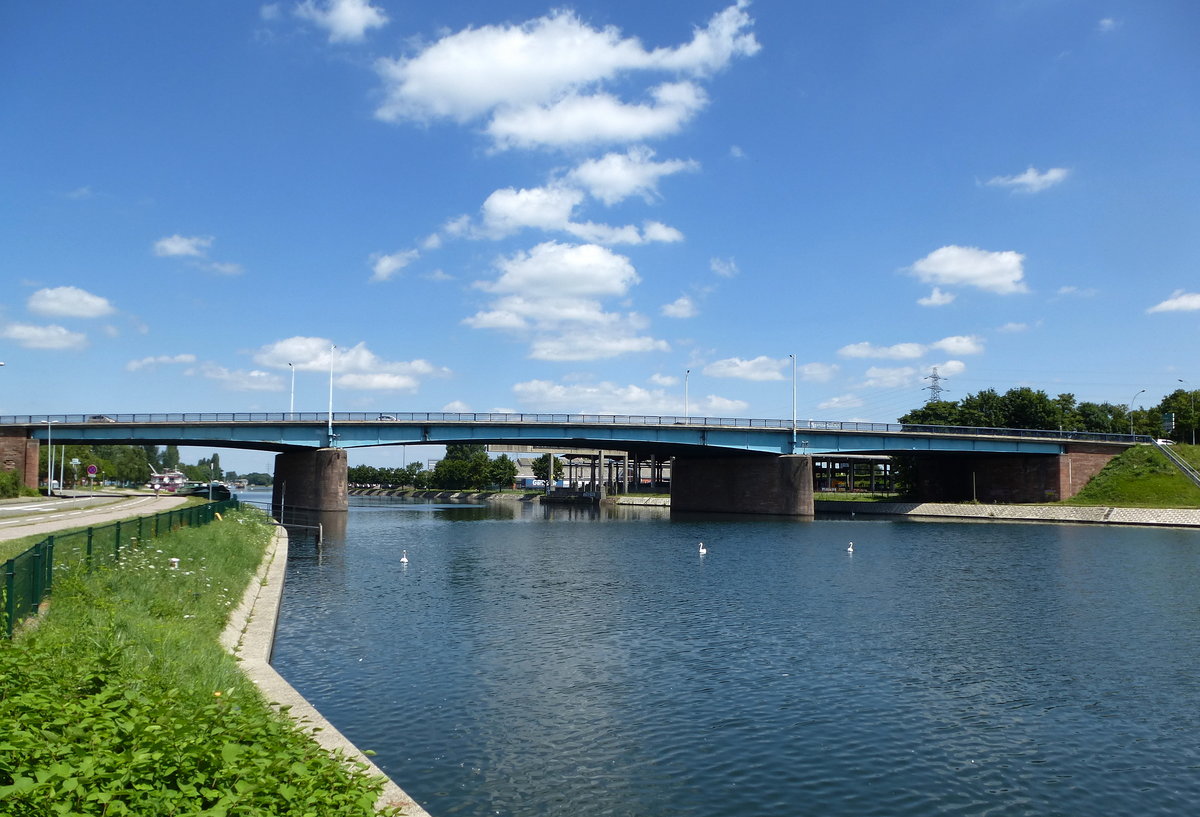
[488,454,518,488]
[531,453,563,482]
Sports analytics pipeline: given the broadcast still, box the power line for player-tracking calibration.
[922,367,947,403]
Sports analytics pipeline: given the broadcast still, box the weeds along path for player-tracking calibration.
[0,495,190,543]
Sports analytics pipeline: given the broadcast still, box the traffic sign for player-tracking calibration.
[87,464,98,476]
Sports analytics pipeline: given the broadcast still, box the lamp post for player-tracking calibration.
[1128,388,1145,437]
[45,418,55,496]
[1179,379,1196,445]
[684,369,690,419]
[788,353,797,451]
[289,362,295,418]
[327,345,336,445]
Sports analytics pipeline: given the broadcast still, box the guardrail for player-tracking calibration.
[2,498,241,639]
[0,411,1149,445]
[1154,441,1200,490]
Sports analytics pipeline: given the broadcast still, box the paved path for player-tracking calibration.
[0,494,189,542]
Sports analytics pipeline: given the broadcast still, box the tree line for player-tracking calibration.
[899,386,1197,439]
[348,444,563,491]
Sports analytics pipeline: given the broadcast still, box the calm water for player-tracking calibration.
[270,498,1200,817]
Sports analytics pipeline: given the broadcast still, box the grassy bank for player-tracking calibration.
[0,507,397,816]
[1065,444,1200,508]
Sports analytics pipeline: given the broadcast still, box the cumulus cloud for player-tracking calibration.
[295,0,387,43]
[860,366,917,389]
[1097,17,1122,33]
[250,336,449,391]
[568,146,698,205]
[998,322,1029,333]
[649,373,679,386]
[471,183,684,245]
[370,249,419,282]
[188,363,282,391]
[984,166,1070,193]
[798,362,839,382]
[154,234,212,258]
[818,394,863,411]
[373,2,759,149]
[703,355,786,381]
[917,287,955,307]
[28,286,115,318]
[710,257,738,277]
[125,353,197,372]
[513,377,746,416]
[910,245,1029,295]
[1147,290,1200,313]
[1,323,88,350]
[839,335,984,359]
[661,295,698,318]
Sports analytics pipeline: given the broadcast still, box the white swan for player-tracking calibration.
[846,541,854,553]
[698,541,707,555]
[400,549,409,563]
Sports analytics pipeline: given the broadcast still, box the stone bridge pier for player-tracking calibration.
[1,433,41,490]
[671,454,814,516]
[271,448,348,513]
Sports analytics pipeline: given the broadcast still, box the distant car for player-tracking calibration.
[87,414,117,423]
[1155,439,1176,446]
[378,414,397,421]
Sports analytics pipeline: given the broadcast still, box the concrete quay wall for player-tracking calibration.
[222,526,431,817]
[815,500,1200,528]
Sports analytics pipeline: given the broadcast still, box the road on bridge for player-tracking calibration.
[0,493,189,543]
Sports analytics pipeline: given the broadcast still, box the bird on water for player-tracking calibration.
[400,549,409,563]
[698,542,707,555]
[847,541,854,553]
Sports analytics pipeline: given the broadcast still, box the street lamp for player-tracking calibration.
[788,353,797,451]
[45,418,56,496]
[1128,388,1145,437]
[327,345,336,445]
[1179,379,1196,445]
[684,369,690,419]
[289,362,295,418]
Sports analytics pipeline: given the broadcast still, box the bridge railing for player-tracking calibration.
[0,411,1149,445]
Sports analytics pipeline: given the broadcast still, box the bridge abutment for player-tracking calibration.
[272,448,348,514]
[671,454,814,515]
[1,434,40,490]
[906,444,1118,503]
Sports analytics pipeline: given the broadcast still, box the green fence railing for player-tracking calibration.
[2,498,242,638]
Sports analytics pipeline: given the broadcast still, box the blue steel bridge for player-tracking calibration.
[0,412,1144,514]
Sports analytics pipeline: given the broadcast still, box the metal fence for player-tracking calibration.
[2,498,241,639]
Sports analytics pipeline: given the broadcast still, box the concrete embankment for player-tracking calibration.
[814,500,1200,527]
[223,526,431,817]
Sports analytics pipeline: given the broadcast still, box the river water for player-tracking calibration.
[270,497,1200,817]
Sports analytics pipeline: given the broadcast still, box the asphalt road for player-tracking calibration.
[0,493,190,542]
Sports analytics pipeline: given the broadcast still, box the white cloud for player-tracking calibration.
[1147,290,1200,313]
[250,336,449,391]
[370,249,419,282]
[985,166,1070,193]
[910,245,1029,295]
[207,261,244,276]
[154,234,212,258]
[477,241,638,299]
[295,0,387,43]
[28,286,115,318]
[0,323,88,350]
[481,185,585,237]
[568,146,698,205]
[861,366,917,389]
[442,400,471,413]
[1097,17,1122,33]
[512,377,744,415]
[126,353,197,372]
[661,295,697,318]
[486,82,708,150]
[917,287,955,307]
[190,363,282,391]
[998,322,1028,333]
[703,355,786,381]
[529,327,669,361]
[933,360,967,377]
[373,3,759,148]
[840,335,984,359]
[710,256,738,277]
[818,394,864,411]
[65,186,93,200]
[649,373,678,386]
[798,362,839,382]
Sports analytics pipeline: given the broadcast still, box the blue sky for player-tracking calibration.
[3,1,1198,473]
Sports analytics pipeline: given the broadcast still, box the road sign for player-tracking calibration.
[86,464,98,475]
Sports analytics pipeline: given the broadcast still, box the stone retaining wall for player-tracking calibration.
[815,501,1200,527]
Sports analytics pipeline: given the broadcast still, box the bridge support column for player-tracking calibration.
[671,454,813,516]
[1,434,40,491]
[271,448,348,515]
[905,444,1118,503]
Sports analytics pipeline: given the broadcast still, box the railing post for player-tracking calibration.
[44,537,56,594]
[86,527,94,572]
[4,558,15,639]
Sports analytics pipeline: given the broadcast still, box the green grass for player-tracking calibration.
[1064,444,1200,508]
[0,507,398,816]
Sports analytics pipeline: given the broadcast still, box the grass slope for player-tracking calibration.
[0,508,398,816]
[1065,444,1200,508]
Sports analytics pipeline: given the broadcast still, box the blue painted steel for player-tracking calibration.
[0,412,1143,457]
